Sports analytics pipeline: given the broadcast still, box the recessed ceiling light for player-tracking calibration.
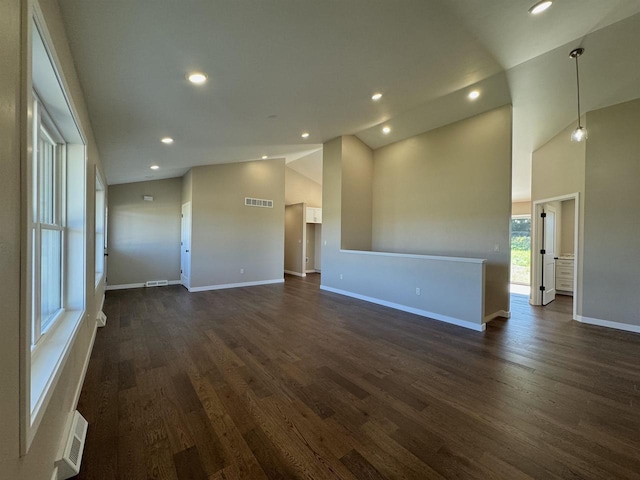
[528,0,552,15]
[301,132,310,139]
[161,137,174,144]
[371,92,383,101]
[382,126,391,134]
[150,165,160,170]
[468,90,480,100]
[261,155,268,160]
[187,72,208,84]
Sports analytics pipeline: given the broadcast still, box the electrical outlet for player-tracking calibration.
[339,273,343,280]
[494,243,500,252]
[324,240,327,246]
[415,287,421,296]
[240,268,244,274]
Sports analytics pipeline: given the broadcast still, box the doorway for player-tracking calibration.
[531,193,579,319]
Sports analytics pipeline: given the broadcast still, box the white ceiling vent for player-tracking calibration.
[245,197,273,208]
[56,411,88,479]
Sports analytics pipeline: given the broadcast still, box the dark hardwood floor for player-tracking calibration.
[76,274,640,479]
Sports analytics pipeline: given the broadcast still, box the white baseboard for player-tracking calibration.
[484,310,511,323]
[106,282,144,290]
[319,285,485,332]
[576,315,640,334]
[72,321,98,410]
[106,279,181,291]
[284,270,306,277]
[189,278,284,293]
[305,269,316,273]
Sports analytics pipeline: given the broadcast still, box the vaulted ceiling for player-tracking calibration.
[57,0,640,201]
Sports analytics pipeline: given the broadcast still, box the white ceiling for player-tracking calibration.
[57,0,640,200]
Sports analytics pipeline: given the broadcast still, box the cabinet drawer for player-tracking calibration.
[556,259,574,267]
[556,266,573,279]
[556,279,574,291]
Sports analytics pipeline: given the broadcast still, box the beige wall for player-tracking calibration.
[190,159,285,288]
[285,167,322,207]
[583,99,640,327]
[560,199,575,255]
[284,203,305,275]
[306,223,317,271]
[341,135,373,251]
[512,201,531,216]
[372,106,512,315]
[107,178,182,285]
[1,0,106,477]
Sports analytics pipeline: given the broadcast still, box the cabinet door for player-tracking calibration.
[306,207,315,223]
[315,208,322,224]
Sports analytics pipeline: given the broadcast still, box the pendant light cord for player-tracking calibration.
[575,55,582,128]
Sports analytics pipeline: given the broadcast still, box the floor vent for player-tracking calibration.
[56,411,88,479]
[145,280,169,287]
[96,311,107,327]
[245,197,273,208]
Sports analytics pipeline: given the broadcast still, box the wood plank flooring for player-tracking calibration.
[76,274,640,479]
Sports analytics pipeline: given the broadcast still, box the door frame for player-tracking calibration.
[531,192,580,320]
[181,202,192,289]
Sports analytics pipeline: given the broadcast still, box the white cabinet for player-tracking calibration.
[555,256,574,294]
[306,207,322,224]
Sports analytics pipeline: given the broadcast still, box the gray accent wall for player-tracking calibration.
[371,106,512,315]
[341,136,373,251]
[583,99,640,327]
[321,106,512,323]
[190,159,285,288]
[107,178,182,285]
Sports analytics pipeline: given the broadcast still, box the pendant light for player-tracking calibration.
[569,48,587,142]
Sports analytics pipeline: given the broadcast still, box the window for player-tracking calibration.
[31,100,65,344]
[23,18,87,453]
[510,216,531,285]
[95,172,106,284]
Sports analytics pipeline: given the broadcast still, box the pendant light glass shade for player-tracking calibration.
[569,48,587,142]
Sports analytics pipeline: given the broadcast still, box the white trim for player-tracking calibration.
[319,285,485,332]
[29,309,85,449]
[340,249,486,264]
[305,269,317,273]
[189,278,285,293]
[576,316,640,334]
[484,310,510,322]
[106,283,144,291]
[71,322,97,410]
[285,270,306,277]
[98,293,105,313]
[106,280,181,291]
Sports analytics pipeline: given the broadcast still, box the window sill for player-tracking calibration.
[29,309,85,446]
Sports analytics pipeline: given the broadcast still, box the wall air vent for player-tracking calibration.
[244,197,273,208]
[146,280,169,287]
[55,411,88,479]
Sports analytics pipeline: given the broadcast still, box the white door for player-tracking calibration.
[542,205,556,305]
[181,202,191,288]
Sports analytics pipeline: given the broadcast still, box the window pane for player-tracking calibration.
[40,228,62,331]
[39,134,56,225]
[510,217,531,285]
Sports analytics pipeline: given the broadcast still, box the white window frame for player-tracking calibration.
[31,97,67,346]
[95,171,106,286]
[21,12,87,455]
